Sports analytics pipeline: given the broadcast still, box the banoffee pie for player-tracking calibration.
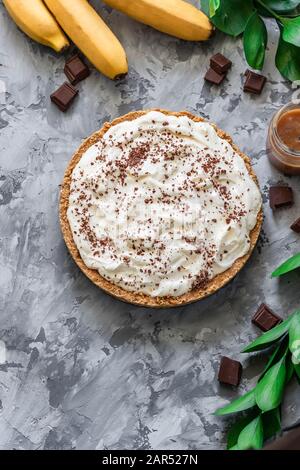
[60,110,262,307]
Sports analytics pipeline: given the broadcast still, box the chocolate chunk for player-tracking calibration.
[244,69,266,94]
[210,53,232,74]
[291,217,300,233]
[252,303,282,332]
[218,356,242,386]
[50,82,78,112]
[269,185,294,210]
[64,54,90,85]
[204,68,226,85]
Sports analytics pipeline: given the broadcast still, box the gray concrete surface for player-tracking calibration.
[0,0,299,450]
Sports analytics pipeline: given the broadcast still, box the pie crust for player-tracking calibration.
[60,109,263,308]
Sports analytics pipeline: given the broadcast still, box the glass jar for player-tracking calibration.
[267,101,300,175]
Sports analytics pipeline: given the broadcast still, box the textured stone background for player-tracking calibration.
[0,0,300,450]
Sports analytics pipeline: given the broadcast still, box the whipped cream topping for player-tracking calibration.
[67,111,262,297]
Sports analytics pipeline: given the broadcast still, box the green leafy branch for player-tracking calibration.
[272,251,300,277]
[214,236,300,449]
[201,0,300,81]
[215,310,300,450]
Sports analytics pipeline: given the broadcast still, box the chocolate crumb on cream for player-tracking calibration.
[66,111,262,298]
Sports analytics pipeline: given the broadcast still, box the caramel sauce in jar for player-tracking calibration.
[267,101,300,175]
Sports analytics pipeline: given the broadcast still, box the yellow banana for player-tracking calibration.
[3,0,69,52]
[44,0,128,79]
[102,0,213,41]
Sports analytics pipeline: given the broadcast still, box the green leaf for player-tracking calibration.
[227,410,258,449]
[281,16,300,47]
[294,363,300,381]
[242,317,292,353]
[260,338,288,378]
[237,415,264,450]
[286,354,295,382]
[201,0,212,16]
[289,311,300,352]
[272,252,300,277]
[255,2,273,17]
[262,408,281,440]
[275,34,300,81]
[243,11,268,70]
[262,0,300,12]
[289,311,300,365]
[201,0,255,36]
[215,389,256,416]
[286,8,300,18]
[209,0,220,17]
[255,356,286,411]
[261,342,292,382]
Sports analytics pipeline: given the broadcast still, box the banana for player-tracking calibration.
[102,0,212,41]
[3,0,69,52]
[44,0,128,79]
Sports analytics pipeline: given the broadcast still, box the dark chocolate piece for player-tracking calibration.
[204,67,226,85]
[50,82,78,112]
[210,53,232,74]
[291,217,300,233]
[218,356,242,386]
[64,54,90,85]
[252,303,282,332]
[244,69,266,94]
[269,185,294,210]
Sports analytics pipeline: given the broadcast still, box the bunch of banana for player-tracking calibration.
[43,0,128,79]
[3,0,212,80]
[102,0,213,41]
[3,0,128,79]
[3,0,69,52]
